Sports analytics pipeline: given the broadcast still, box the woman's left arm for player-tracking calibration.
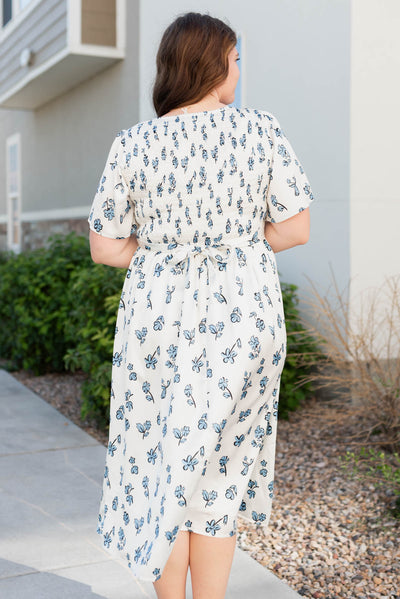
[263,113,315,252]
[89,230,139,268]
[264,208,310,253]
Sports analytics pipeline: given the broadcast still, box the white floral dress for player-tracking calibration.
[88,106,315,581]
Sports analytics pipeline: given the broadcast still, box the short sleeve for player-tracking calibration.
[88,131,138,239]
[264,114,315,223]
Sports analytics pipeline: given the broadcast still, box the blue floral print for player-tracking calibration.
[88,106,315,582]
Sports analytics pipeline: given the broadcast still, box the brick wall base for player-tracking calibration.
[21,219,89,251]
[0,224,6,252]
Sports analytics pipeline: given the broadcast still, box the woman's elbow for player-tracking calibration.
[282,209,310,246]
[89,242,101,264]
[297,228,310,245]
[89,231,105,264]
[90,249,103,264]
[286,224,310,247]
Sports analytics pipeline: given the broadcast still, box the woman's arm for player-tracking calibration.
[89,230,139,268]
[264,208,310,253]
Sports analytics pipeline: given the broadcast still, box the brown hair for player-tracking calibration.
[152,12,237,117]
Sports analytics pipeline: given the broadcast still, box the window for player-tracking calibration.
[6,134,21,252]
[231,34,243,109]
[2,0,11,26]
[2,0,33,27]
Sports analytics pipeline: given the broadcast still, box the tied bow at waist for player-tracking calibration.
[138,240,252,280]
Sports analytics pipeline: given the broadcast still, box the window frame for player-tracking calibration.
[6,132,22,253]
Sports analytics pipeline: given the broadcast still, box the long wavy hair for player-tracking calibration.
[152,12,237,118]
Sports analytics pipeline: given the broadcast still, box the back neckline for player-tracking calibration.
[159,105,233,120]
[132,106,258,129]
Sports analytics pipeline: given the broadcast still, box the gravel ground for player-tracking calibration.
[11,369,399,598]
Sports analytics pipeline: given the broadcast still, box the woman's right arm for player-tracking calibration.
[264,208,310,253]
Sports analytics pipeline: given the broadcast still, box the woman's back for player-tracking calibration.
[89,106,313,247]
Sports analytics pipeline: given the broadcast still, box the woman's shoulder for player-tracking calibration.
[232,107,277,123]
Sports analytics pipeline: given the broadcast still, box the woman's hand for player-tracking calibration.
[264,208,310,253]
[89,230,139,268]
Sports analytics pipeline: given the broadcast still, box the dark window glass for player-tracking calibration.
[3,0,12,27]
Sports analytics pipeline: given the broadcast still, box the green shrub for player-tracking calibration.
[339,447,400,519]
[63,265,125,427]
[279,281,321,419]
[0,233,92,373]
[0,250,12,266]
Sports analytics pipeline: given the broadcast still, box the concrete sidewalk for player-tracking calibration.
[0,369,301,598]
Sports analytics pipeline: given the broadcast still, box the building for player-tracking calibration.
[0,0,399,319]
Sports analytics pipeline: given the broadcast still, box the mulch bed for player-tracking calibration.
[10,368,399,599]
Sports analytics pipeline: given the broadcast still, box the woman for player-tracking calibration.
[89,11,314,599]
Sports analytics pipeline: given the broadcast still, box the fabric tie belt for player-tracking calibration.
[137,238,259,281]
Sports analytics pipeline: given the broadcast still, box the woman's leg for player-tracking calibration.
[189,532,237,599]
[153,530,190,599]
